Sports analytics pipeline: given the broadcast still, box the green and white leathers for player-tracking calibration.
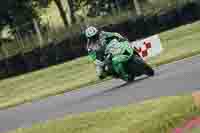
[88,30,134,81]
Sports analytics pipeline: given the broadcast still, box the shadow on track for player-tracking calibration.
[75,76,150,103]
[101,76,150,94]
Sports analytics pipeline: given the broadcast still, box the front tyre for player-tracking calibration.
[144,64,155,76]
[127,74,135,82]
[133,54,155,77]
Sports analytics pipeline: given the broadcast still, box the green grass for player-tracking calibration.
[9,95,200,133]
[185,128,200,133]
[0,20,200,110]
[190,128,200,133]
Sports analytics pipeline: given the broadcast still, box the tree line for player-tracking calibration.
[1,0,197,33]
[0,0,146,33]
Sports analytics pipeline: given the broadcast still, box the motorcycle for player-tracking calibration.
[102,49,154,81]
[88,40,155,82]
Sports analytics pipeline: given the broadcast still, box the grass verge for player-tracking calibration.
[0,21,200,110]
[9,95,200,133]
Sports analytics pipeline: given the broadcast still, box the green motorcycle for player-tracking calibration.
[88,39,155,81]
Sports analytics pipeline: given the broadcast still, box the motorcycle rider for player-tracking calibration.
[84,26,134,81]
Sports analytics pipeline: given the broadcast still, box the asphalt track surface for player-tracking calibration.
[1,55,200,133]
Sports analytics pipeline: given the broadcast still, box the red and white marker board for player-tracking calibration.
[130,35,163,60]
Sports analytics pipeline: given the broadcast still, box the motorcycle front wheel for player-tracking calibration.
[129,54,155,77]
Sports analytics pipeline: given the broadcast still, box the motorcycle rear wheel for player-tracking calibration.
[128,54,155,77]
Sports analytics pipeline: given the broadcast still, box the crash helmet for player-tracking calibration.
[85,26,98,38]
[85,26,100,51]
